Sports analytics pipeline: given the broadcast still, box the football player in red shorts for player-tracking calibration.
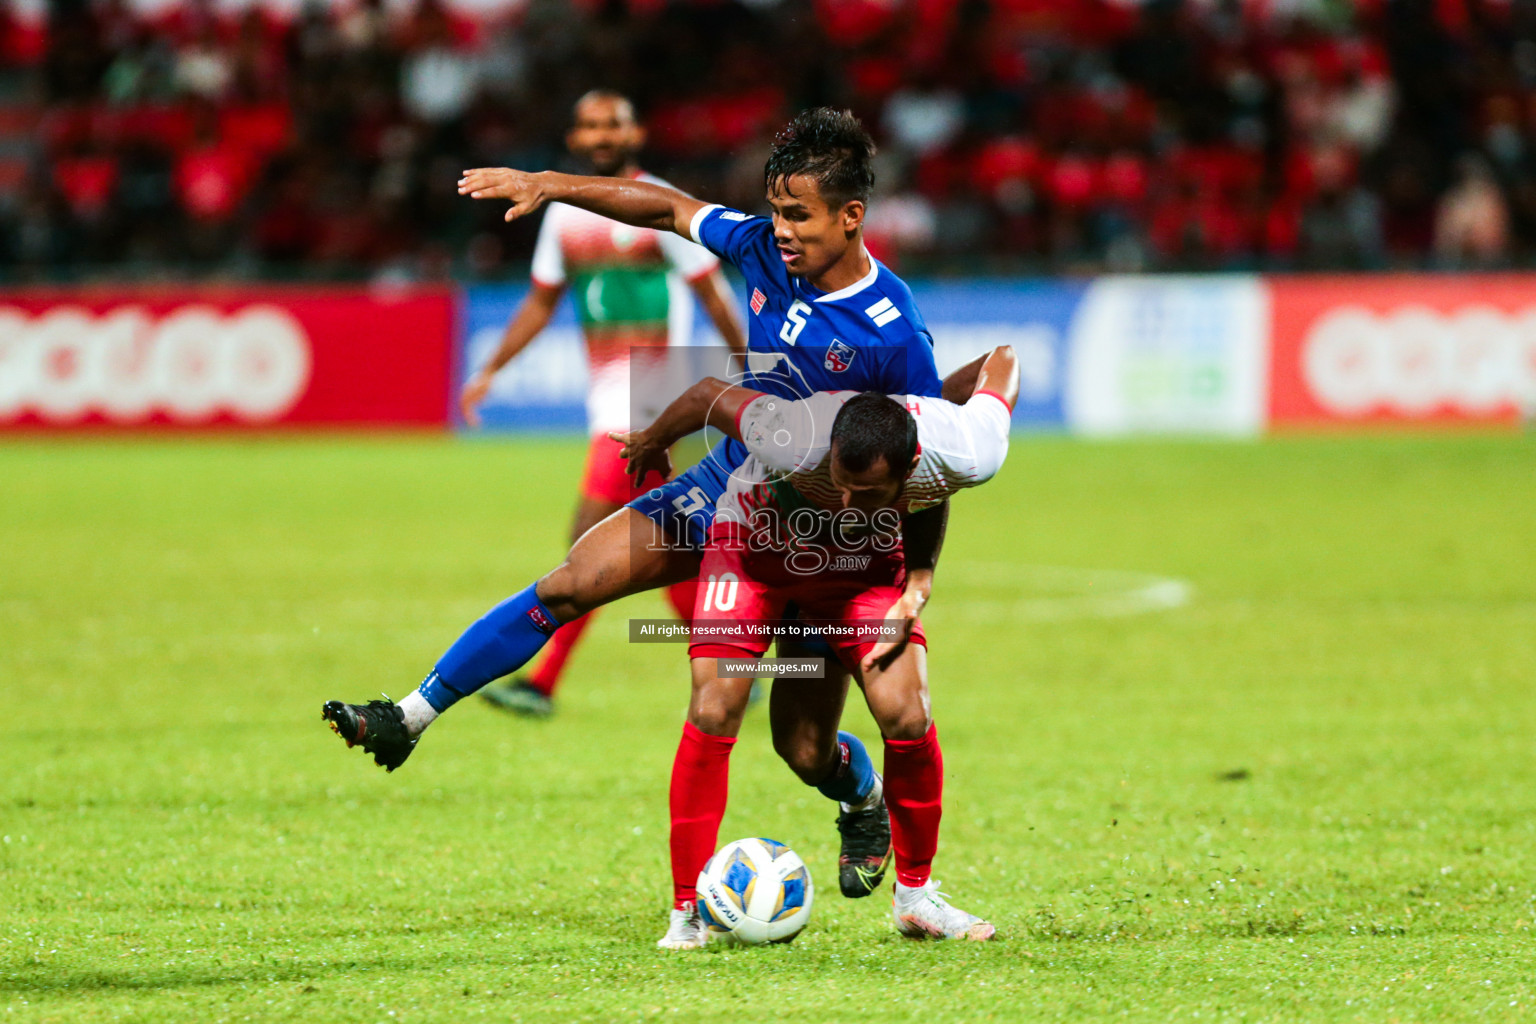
[614,346,1019,947]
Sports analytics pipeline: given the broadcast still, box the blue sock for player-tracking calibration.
[418,584,562,712]
[816,731,877,805]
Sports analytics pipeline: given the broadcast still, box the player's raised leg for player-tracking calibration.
[322,506,698,770]
[768,643,892,899]
[856,642,995,940]
[480,490,618,719]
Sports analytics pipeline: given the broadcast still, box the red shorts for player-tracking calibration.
[688,527,926,672]
[580,434,662,506]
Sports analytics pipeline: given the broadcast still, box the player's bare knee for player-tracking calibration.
[688,696,745,737]
[879,708,932,742]
[687,666,748,736]
[533,568,577,619]
[535,563,599,621]
[773,732,832,785]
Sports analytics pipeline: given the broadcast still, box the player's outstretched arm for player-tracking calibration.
[458,168,708,238]
[609,377,763,486]
[460,282,564,427]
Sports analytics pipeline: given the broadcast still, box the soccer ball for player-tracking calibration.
[696,837,814,945]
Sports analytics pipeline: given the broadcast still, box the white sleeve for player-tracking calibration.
[903,392,1012,511]
[658,225,720,281]
[962,392,1012,485]
[736,392,842,475]
[529,205,566,288]
[688,203,723,245]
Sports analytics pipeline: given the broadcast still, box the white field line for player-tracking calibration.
[938,562,1194,622]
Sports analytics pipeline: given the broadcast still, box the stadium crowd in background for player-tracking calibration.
[3,0,1534,280]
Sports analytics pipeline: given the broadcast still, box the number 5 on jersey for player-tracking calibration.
[672,486,710,516]
[779,300,812,345]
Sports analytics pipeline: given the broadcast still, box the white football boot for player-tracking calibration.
[656,902,708,950]
[893,880,997,940]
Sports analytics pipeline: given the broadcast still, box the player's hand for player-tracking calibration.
[458,168,548,222]
[860,588,927,674]
[609,430,673,488]
[460,371,493,428]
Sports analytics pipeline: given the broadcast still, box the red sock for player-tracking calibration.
[883,723,943,888]
[666,579,698,626]
[669,721,735,908]
[525,613,596,696]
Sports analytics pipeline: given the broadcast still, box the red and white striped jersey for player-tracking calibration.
[529,171,719,435]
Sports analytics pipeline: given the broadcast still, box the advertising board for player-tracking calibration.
[0,288,455,428]
[1268,275,1534,426]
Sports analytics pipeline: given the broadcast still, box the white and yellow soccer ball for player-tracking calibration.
[696,837,814,945]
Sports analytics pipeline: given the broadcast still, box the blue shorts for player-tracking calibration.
[626,438,742,551]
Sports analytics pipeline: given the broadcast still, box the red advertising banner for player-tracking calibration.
[1268,275,1535,427]
[0,288,455,428]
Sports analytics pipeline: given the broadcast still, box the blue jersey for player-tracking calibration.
[628,203,944,548]
[690,204,943,400]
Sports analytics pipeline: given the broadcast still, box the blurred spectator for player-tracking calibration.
[173,22,233,100]
[8,0,1536,279]
[1295,140,1383,268]
[1435,154,1510,268]
[338,0,391,53]
[882,75,966,156]
[400,0,477,126]
[1328,55,1394,152]
[174,106,256,223]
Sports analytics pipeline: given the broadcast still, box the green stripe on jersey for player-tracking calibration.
[570,266,672,328]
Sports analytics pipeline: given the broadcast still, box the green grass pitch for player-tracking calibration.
[3,431,1535,1023]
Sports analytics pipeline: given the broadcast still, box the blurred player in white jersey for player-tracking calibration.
[613,346,1019,947]
[460,91,747,718]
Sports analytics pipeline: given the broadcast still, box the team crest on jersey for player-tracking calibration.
[824,339,856,373]
[750,288,766,315]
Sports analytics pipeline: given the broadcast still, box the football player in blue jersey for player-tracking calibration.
[323,109,972,908]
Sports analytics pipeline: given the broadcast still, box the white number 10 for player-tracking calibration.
[702,573,739,612]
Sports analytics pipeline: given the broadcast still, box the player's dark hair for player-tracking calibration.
[829,393,917,479]
[764,108,876,208]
